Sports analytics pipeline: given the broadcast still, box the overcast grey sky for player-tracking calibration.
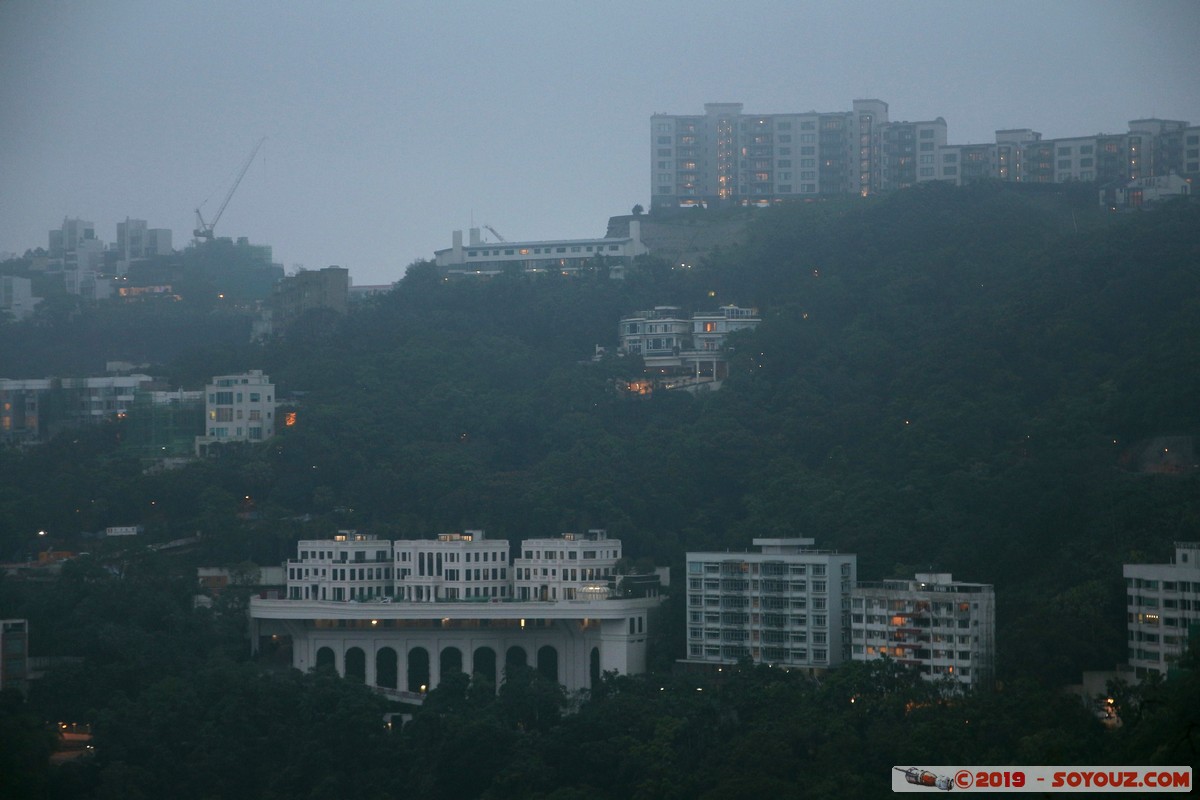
[2,0,1197,286]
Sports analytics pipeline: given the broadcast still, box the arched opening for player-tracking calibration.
[473,647,497,686]
[408,647,430,693]
[505,645,528,679]
[315,646,336,672]
[589,647,601,688]
[344,647,366,683]
[376,647,398,689]
[440,646,463,681]
[537,645,559,684]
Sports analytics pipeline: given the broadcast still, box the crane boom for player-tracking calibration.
[194,137,266,240]
[484,225,506,242]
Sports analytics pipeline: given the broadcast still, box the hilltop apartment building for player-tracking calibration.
[652,100,1199,208]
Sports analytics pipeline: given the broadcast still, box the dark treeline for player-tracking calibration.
[1,183,1198,797]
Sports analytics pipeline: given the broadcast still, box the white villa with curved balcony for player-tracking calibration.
[250,530,660,697]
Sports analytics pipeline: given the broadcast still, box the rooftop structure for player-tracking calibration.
[434,222,647,279]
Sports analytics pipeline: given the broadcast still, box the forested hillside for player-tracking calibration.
[253,184,1198,681]
[4,184,1199,682]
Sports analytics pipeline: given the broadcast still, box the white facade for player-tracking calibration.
[288,531,397,602]
[691,305,761,351]
[195,369,275,454]
[513,530,621,601]
[1125,542,1200,678]
[619,304,761,389]
[254,530,661,695]
[850,573,995,688]
[683,538,856,673]
[394,530,510,602]
[618,306,690,358]
[434,222,646,279]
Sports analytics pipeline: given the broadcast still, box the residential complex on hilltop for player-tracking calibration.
[251,529,660,695]
[652,100,1198,208]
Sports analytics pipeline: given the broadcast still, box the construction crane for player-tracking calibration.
[483,225,507,243]
[193,137,266,241]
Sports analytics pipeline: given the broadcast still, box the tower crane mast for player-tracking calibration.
[193,137,266,241]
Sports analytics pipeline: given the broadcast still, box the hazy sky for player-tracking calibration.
[2,0,1197,286]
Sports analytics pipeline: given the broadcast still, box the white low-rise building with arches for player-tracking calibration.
[252,530,661,697]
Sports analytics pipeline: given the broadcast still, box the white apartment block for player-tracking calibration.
[683,538,856,674]
[513,530,621,601]
[850,573,995,688]
[254,530,660,695]
[1125,542,1200,678]
[653,101,890,206]
[195,369,275,455]
[885,118,949,187]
